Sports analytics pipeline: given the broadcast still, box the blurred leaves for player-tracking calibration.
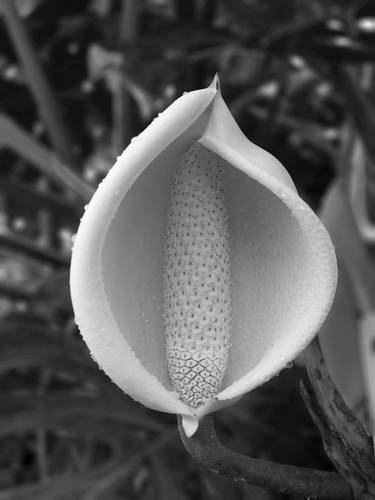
[87,44,154,121]
[302,338,375,498]
[0,0,375,498]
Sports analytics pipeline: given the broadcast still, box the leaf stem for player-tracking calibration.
[0,114,93,204]
[302,337,375,498]
[0,281,32,300]
[0,0,75,166]
[178,414,352,499]
[0,232,69,266]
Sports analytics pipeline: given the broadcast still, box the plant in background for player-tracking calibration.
[2,0,375,498]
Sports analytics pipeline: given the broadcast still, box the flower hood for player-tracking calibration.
[70,77,337,436]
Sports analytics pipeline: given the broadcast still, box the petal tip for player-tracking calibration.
[181,414,199,437]
[209,73,221,91]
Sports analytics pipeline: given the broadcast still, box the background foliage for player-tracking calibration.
[0,0,374,498]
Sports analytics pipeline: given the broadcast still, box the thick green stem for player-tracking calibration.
[178,415,352,499]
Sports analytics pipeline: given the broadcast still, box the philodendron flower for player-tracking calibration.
[70,77,337,437]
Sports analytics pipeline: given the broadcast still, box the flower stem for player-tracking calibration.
[178,414,352,499]
[302,337,375,499]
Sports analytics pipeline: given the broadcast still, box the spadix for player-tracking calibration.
[164,142,231,409]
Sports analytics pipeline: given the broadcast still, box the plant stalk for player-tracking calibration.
[178,414,352,499]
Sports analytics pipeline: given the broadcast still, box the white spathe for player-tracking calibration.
[70,78,337,437]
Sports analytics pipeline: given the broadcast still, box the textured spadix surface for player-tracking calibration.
[164,142,231,409]
[70,80,337,436]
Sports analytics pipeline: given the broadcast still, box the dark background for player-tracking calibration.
[0,0,374,498]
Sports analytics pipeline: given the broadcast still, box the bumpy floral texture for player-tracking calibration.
[164,142,231,409]
[70,78,337,436]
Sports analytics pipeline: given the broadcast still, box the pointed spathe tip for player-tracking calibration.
[209,73,221,92]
